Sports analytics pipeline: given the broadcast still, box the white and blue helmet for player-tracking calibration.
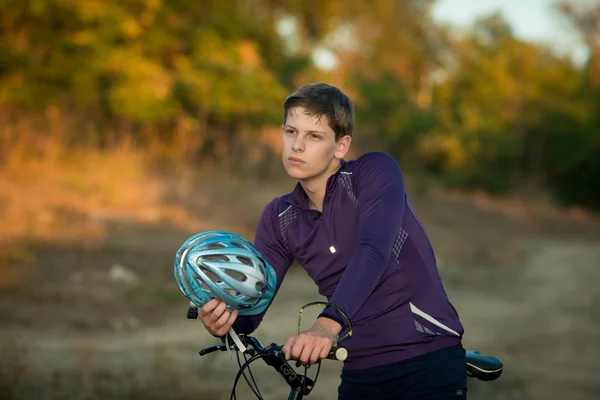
[174,231,276,316]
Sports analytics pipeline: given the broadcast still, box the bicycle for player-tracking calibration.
[189,307,504,399]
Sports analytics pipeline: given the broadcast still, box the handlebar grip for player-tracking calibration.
[199,344,224,356]
[187,306,199,319]
[327,347,348,361]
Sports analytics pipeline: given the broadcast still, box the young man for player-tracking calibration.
[199,83,467,399]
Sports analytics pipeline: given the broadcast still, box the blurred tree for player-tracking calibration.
[0,0,289,157]
[424,12,588,197]
[353,72,436,164]
[552,0,600,207]
[0,0,599,207]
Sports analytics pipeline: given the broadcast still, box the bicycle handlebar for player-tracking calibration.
[199,333,347,399]
[199,334,348,361]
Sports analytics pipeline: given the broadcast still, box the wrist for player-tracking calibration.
[314,316,342,338]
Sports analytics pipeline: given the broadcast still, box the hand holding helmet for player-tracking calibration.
[198,298,239,337]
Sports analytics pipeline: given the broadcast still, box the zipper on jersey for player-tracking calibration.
[319,196,336,254]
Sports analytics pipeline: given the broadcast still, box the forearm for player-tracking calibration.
[328,243,391,321]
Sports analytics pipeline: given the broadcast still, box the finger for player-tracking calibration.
[212,308,237,336]
[291,338,307,362]
[309,343,327,364]
[214,310,231,329]
[226,309,238,326]
[282,337,295,360]
[299,340,314,364]
[282,336,297,360]
[217,309,237,335]
[208,301,228,322]
[319,341,332,360]
[309,349,321,365]
[200,298,220,316]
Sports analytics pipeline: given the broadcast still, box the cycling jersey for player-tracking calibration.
[233,151,464,370]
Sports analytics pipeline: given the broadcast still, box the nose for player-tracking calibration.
[292,135,305,152]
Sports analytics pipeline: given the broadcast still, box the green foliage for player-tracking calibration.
[0,0,599,208]
[354,72,436,163]
[425,10,597,204]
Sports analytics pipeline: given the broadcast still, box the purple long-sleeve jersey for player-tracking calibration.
[233,152,464,370]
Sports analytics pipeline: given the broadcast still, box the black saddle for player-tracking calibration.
[466,350,503,381]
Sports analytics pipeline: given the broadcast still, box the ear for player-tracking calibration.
[334,135,352,159]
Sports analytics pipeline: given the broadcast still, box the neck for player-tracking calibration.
[300,159,341,212]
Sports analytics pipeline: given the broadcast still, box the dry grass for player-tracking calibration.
[0,147,205,244]
[0,109,286,249]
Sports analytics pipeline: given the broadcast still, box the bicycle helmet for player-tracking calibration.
[174,230,276,316]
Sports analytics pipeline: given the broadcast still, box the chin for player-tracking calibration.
[284,169,305,180]
[283,165,309,180]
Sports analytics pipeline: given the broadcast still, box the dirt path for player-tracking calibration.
[3,236,598,400]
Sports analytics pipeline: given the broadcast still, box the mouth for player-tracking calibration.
[288,157,305,166]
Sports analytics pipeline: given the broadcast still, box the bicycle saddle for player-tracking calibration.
[466,350,503,381]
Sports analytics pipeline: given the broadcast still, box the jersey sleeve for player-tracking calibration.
[321,152,406,327]
[232,198,295,334]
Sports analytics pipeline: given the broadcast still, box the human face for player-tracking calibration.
[281,107,351,184]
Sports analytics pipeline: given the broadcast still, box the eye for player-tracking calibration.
[310,133,322,140]
[284,129,296,135]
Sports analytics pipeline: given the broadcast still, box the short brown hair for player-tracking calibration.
[283,83,354,141]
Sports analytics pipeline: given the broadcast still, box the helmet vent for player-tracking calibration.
[196,277,209,290]
[202,255,229,262]
[225,270,246,282]
[237,256,252,266]
[200,267,220,282]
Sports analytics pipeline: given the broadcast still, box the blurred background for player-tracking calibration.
[1,0,599,399]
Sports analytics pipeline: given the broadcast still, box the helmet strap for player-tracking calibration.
[226,327,247,359]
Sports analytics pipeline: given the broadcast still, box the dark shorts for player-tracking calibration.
[338,344,467,400]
